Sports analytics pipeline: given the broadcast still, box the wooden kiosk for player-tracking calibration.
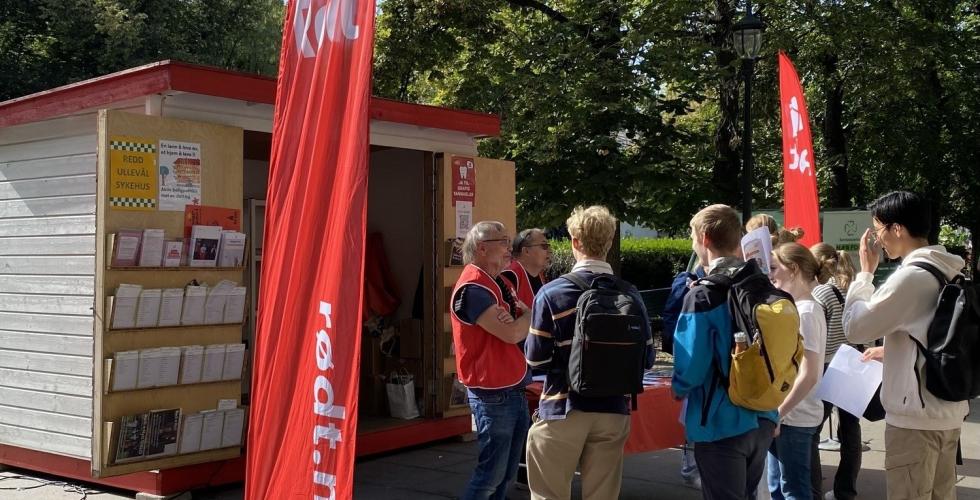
[0,61,516,496]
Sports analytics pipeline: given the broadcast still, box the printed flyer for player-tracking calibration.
[158,140,202,211]
[109,135,157,211]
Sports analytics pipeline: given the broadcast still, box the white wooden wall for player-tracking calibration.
[0,117,97,458]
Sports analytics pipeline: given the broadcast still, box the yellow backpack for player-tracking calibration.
[703,268,803,411]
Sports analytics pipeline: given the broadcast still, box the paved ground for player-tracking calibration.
[4,399,980,499]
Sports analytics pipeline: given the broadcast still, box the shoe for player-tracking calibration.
[824,492,837,500]
[818,437,841,452]
[682,475,702,490]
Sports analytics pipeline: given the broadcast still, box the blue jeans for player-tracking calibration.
[462,387,530,500]
[768,424,819,500]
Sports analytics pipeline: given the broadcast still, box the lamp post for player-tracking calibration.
[733,3,764,224]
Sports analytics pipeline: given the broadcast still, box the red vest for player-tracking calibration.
[504,260,538,308]
[450,264,528,389]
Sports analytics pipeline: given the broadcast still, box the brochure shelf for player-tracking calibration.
[92,110,247,478]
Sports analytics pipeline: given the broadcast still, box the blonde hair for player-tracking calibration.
[690,204,742,253]
[567,205,617,257]
[772,242,820,282]
[745,214,778,235]
[810,242,856,290]
[774,227,805,246]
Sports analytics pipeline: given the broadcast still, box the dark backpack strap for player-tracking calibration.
[830,285,845,306]
[561,272,590,291]
[907,262,948,286]
[906,333,928,409]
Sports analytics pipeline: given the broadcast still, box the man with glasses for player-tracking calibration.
[843,191,967,500]
[500,228,552,489]
[451,221,533,500]
[501,228,552,314]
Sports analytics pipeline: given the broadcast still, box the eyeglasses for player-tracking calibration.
[481,238,511,246]
[525,243,551,250]
[873,223,891,240]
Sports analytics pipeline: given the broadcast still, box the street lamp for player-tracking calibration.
[733,4,764,224]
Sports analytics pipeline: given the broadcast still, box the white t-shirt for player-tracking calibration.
[783,299,827,428]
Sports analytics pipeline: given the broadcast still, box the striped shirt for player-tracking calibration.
[812,282,847,363]
[524,260,654,420]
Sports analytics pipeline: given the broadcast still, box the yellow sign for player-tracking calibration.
[109,135,158,210]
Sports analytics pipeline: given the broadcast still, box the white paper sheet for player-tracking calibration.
[199,410,225,450]
[181,285,207,325]
[157,288,184,327]
[157,347,182,386]
[814,344,883,417]
[137,349,163,388]
[111,284,142,329]
[741,227,773,275]
[138,229,165,267]
[135,289,162,328]
[204,280,237,324]
[223,287,247,324]
[179,413,204,454]
[180,345,204,384]
[112,350,140,391]
[220,408,245,448]
[221,343,246,381]
[201,344,227,383]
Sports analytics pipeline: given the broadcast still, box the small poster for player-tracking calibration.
[109,136,157,211]
[158,140,202,211]
[451,156,476,207]
[455,200,473,239]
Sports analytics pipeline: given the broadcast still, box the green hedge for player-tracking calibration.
[545,238,692,290]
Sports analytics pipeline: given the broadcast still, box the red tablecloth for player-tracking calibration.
[525,379,685,455]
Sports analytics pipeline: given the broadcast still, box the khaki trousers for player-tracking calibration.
[884,424,960,500]
[526,410,630,500]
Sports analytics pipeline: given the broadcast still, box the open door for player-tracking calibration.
[432,154,516,416]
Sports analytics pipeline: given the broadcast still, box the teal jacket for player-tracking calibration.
[671,258,778,443]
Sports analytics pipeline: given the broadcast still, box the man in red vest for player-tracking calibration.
[501,228,552,306]
[499,228,551,489]
[451,220,532,500]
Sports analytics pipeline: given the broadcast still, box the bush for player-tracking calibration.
[545,238,692,290]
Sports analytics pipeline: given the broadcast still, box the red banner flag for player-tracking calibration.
[246,1,376,499]
[778,51,820,247]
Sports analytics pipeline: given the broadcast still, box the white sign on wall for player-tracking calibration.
[821,210,872,252]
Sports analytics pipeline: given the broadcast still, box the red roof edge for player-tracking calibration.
[0,61,501,137]
[0,60,174,128]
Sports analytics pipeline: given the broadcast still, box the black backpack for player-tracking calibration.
[907,262,980,402]
[563,273,648,407]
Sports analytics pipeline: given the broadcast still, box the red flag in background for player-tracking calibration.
[778,52,820,247]
[246,1,376,499]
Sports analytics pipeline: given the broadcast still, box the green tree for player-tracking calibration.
[375,0,695,235]
[0,0,284,102]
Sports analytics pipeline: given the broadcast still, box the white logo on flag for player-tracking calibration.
[786,96,812,176]
[294,0,361,58]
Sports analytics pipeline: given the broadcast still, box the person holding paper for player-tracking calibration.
[843,191,967,500]
[768,243,826,500]
[672,204,778,500]
[811,242,862,500]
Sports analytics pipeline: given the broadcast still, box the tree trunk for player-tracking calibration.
[821,53,851,208]
[711,0,742,208]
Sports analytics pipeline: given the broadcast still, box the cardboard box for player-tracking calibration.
[398,318,423,359]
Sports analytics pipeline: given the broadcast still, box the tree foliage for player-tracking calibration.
[373,0,980,248]
[0,0,284,102]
